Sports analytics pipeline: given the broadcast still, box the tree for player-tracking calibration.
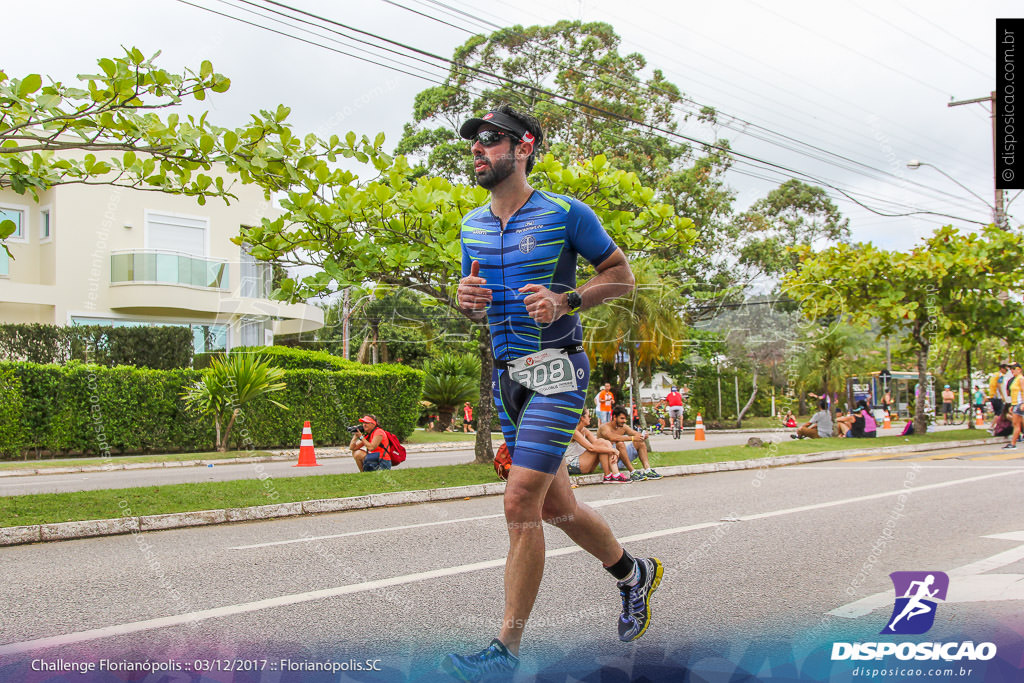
[582,258,689,434]
[240,150,695,464]
[0,48,358,257]
[788,322,873,415]
[182,353,287,452]
[782,225,1024,433]
[422,353,480,431]
[396,21,738,313]
[734,179,850,283]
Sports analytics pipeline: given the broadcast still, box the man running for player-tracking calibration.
[452,105,663,679]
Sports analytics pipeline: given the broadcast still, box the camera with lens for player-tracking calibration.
[346,424,363,433]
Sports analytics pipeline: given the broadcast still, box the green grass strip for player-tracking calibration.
[0,429,990,528]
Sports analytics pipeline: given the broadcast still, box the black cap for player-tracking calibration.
[459,110,536,144]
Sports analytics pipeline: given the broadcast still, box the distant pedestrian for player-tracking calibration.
[1004,363,1024,449]
[941,385,955,425]
[463,401,474,433]
[972,385,985,416]
[596,383,615,424]
[882,389,894,416]
[989,363,1009,416]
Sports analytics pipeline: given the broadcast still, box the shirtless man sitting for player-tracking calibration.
[597,405,663,481]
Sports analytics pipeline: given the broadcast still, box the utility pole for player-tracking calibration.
[949,92,1005,227]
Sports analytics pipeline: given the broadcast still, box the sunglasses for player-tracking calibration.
[472,130,520,147]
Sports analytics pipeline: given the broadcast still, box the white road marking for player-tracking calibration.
[2,470,1019,655]
[828,532,1024,619]
[229,495,663,550]
[0,479,85,487]
[778,465,1024,471]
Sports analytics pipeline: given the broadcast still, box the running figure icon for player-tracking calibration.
[881,571,949,635]
[887,574,938,631]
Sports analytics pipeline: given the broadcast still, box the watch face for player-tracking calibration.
[567,291,582,311]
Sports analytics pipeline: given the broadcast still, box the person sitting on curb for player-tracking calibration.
[792,400,833,439]
[597,405,662,480]
[783,410,798,428]
[564,407,629,483]
[350,414,391,471]
[838,399,878,438]
[991,405,1013,438]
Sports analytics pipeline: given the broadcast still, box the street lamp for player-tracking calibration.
[906,160,1001,226]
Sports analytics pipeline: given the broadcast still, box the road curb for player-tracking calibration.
[0,436,1006,547]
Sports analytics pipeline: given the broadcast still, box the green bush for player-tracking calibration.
[0,323,193,369]
[0,360,423,458]
[0,366,26,456]
[200,345,357,371]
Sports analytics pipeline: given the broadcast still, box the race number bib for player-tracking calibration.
[506,348,578,396]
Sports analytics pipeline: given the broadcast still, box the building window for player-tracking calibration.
[239,317,267,348]
[0,206,25,241]
[40,208,51,241]
[239,243,271,299]
[145,211,208,257]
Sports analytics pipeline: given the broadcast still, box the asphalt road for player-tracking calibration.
[1,442,1022,681]
[0,429,802,496]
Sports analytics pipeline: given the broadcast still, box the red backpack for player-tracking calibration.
[374,426,407,466]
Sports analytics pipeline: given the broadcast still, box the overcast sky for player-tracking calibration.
[7,1,1015,250]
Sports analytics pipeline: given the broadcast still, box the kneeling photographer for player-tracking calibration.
[349,414,391,472]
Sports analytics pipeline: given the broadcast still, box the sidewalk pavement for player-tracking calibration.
[0,436,1005,548]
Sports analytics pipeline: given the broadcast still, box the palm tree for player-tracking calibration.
[583,259,689,432]
[422,353,480,431]
[182,353,287,451]
[790,322,871,413]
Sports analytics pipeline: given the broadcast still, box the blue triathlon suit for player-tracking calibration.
[461,190,618,475]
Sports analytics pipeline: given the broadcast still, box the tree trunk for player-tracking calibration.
[214,414,223,453]
[437,409,454,432]
[798,390,807,417]
[736,366,759,428]
[966,347,975,430]
[473,327,496,464]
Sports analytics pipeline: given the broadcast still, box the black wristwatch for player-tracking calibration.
[565,290,582,315]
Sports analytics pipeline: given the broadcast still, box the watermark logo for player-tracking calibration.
[881,571,949,635]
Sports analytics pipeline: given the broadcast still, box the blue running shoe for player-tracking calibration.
[445,638,520,681]
[617,557,664,642]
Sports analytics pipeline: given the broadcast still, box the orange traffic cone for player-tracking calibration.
[694,413,706,441]
[883,411,892,429]
[976,408,984,427]
[294,420,320,467]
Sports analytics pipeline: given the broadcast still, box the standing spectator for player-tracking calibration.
[1004,363,1024,449]
[462,401,474,433]
[631,402,641,429]
[792,400,833,439]
[881,388,894,417]
[941,384,955,425]
[972,385,986,418]
[989,363,1009,417]
[596,383,615,424]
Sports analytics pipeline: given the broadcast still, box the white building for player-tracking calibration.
[0,174,322,352]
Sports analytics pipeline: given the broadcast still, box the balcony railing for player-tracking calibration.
[110,250,229,290]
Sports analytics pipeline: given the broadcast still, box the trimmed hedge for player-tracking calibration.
[194,345,357,371]
[1,360,423,458]
[0,323,194,369]
[0,366,25,456]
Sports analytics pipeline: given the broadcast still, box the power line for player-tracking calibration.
[383,0,992,215]
[178,0,990,226]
